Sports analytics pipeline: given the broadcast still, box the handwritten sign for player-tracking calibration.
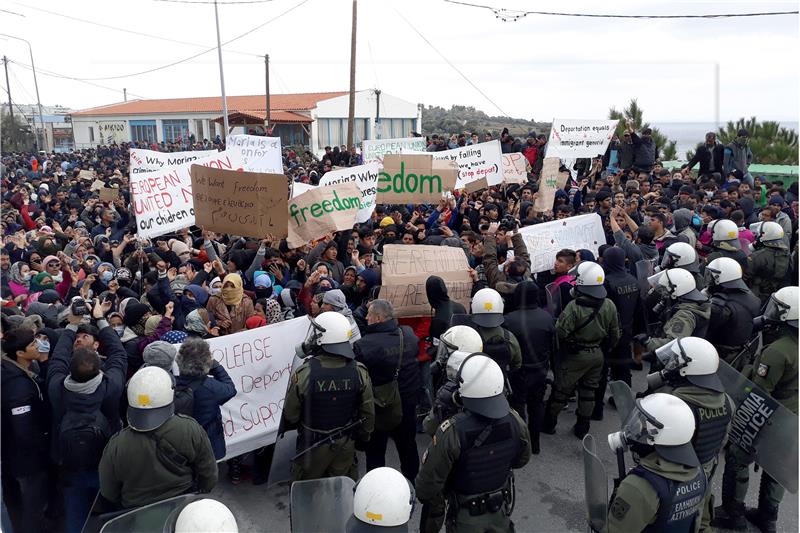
[97,121,128,145]
[99,187,119,202]
[201,317,310,460]
[381,244,472,317]
[317,163,379,223]
[534,157,569,213]
[378,154,458,204]
[430,141,503,191]
[362,137,427,164]
[287,182,361,248]
[546,119,619,159]
[226,134,283,173]
[502,153,529,185]
[518,213,606,273]
[191,165,288,239]
[130,152,244,239]
[78,170,96,181]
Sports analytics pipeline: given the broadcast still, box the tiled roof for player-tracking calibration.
[71,92,348,117]
[220,110,311,124]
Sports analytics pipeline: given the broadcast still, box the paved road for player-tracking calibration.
[210,370,798,532]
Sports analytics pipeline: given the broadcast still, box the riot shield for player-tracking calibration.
[635,260,662,335]
[267,428,298,486]
[290,476,355,533]
[545,282,562,317]
[717,360,798,494]
[93,494,197,533]
[582,435,608,533]
[608,381,636,424]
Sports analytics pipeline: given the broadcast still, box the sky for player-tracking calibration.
[1,0,798,123]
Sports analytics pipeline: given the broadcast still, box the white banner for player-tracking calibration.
[518,213,606,273]
[131,151,244,239]
[318,163,379,223]
[207,316,310,460]
[129,149,218,175]
[428,141,503,190]
[545,119,618,160]
[226,134,283,173]
[362,137,427,164]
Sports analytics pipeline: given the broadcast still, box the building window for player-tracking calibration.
[195,120,204,141]
[162,119,189,143]
[88,126,94,143]
[383,118,413,139]
[317,118,368,150]
[130,120,158,144]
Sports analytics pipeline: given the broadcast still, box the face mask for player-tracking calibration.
[23,273,32,282]
[51,272,63,283]
[210,287,221,296]
[114,325,126,337]
[101,270,113,283]
[692,215,701,227]
[35,339,50,354]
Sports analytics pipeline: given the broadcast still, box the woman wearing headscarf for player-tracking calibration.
[7,262,33,304]
[184,309,219,339]
[206,273,254,335]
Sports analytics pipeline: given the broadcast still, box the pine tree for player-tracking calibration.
[608,99,677,160]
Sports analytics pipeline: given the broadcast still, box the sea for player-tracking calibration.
[652,121,799,161]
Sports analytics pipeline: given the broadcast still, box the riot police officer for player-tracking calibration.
[644,337,733,532]
[416,355,531,533]
[714,286,799,533]
[347,467,414,532]
[659,241,705,290]
[174,499,238,533]
[605,393,708,533]
[283,312,375,481]
[705,219,748,273]
[469,288,522,376]
[745,221,791,305]
[543,262,620,439]
[704,257,761,369]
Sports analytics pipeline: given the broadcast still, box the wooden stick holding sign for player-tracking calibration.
[534,157,569,213]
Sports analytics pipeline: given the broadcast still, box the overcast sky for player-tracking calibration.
[1,0,798,123]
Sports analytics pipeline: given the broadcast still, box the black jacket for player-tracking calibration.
[684,143,724,178]
[426,276,466,342]
[354,319,421,401]
[1,358,50,477]
[503,282,555,370]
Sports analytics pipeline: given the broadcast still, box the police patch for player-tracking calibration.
[671,322,685,334]
[757,363,770,377]
[610,498,630,520]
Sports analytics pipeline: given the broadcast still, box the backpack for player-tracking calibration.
[58,409,113,471]
[174,379,204,417]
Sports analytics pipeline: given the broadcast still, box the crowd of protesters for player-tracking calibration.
[0,120,797,533]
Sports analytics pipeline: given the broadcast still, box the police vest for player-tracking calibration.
[670,303,709,338]
[631,465,707,533]
[306,357,360,434]
[482,330,512,374]
[450,412,521,496]
[708,291,761,347]
[684,394,732,465]
[754,247,790,295]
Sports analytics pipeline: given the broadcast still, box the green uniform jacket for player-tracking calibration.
[745,329,798,414]
[556,298,620,351]
[646,301,711,352]
[99,414,218,509]
[477,325,523,372]
[745,245,790,304]
[668,384,734,461]
[608,453,703,533]
[283,353,375,441]
[416,409,531,502]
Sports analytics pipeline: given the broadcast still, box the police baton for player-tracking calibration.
[291,418,366,462]
[728,333,761,369]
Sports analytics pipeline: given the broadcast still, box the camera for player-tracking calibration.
[498,214,517,233]
[71,296,90,316]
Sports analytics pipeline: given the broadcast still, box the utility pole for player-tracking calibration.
[213,0,230,137]
[3,56,13,121]
[374,89,381,139]
[123,88,127,102]
[346,0,357,150]
[264,54,270,133]
[1,34,48,151]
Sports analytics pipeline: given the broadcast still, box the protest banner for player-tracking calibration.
[201,316,311,460]
[545,119,618,160]
[287,182,361,248]
[362,137,427,164]
[291,181,316,198]
[377,154,459,204]
[191,165,288,239]
[226,134,283,173]
[129,148,218,175]
[533,157,569,213]
[429,141,503,191]
[131,151,244,239]
[318,163,379,223]
[518,213,606,273]
[381,244,472,317]
[502,152,529,185]
[99,187,119,202]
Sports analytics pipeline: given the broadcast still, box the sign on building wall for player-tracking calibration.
[97,121,128,145]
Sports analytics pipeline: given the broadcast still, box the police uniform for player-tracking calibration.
[706,288,761,369]
[475,325,522,376]
[283,353,375,481]
[705,245,748,275]
[745,245,790,305]
[645,300,711,352]
[416,409,531,533]
[608,452,707,533]
[717,325,798,527]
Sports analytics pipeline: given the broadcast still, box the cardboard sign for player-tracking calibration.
[226,134,283,174]
[431,141,504,190]
[89,179,106,191]
[203,316,310,460]
[318,163,380,223]
[518,213,606,273]
[287,182,361,248]
[191,165,288,239]
[362,137,427,164]
[533,157,569,213]
[381,244,472,317]
[129,149,218,175]
[546,119,619,159]
[502,153,529,185]
[79,170,96,181]
[377,154,458,204]
[99,187,119,202]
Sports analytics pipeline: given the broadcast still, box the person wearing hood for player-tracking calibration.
[307,240,345,284]
[7,261,33,304]
[671,208,697,248]
[47,298,128,533]
[184,308,219,339]
[723,128,754,185]
[352,268,378,311]
[176,284,209,331]
[322,289,362,344]
[425,275,467,344]
[206,273,253,335]
[502,281,555,454]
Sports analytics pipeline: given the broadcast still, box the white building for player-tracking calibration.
[70,90,422,155]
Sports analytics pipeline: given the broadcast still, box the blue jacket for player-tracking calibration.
[175,363,236,460]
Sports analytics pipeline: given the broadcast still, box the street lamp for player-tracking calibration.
[0,33,47,151]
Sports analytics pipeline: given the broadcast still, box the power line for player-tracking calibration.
[443,0,799,21]
[155,0,276,4]
[10,60,149,100]
[7,64,36,103]
[391,6,509,117]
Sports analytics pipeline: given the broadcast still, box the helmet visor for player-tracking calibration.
[446,350,470,380]
[619,400,663,447]
[654,339,688,371]
[764,294,791,323]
